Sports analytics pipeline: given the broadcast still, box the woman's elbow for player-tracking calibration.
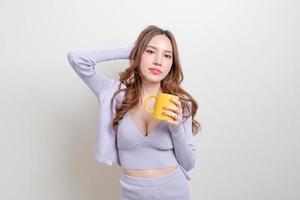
[67,51,77,64]
[181,155,196,171]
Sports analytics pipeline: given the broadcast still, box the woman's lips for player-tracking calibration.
[149,68,162,75]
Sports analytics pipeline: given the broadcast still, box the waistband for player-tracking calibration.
[121,166,184,187]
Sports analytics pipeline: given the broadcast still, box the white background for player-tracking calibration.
[0,0,299,199]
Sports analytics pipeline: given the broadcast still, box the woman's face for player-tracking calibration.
[139,34,173,83]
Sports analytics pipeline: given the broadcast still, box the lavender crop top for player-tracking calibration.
[67,44,197,180]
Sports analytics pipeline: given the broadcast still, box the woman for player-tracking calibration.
[67,25,201,200]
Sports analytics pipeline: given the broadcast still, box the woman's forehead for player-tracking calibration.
[147,35,173,52]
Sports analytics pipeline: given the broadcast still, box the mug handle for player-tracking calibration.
[144,95,156,114]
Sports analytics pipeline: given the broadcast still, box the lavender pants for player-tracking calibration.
[119,166,190,200]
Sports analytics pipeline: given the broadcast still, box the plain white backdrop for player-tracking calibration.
[0,0,299,199]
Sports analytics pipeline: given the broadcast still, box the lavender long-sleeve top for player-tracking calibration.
[67,45,196,180]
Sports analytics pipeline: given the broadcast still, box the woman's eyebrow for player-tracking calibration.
[147,45,172,53]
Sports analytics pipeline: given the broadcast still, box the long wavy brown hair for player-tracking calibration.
[110,25,201,135]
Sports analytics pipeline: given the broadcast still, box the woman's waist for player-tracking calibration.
[122,165,178,178]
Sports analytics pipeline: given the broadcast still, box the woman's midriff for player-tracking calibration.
[122,165,178,178]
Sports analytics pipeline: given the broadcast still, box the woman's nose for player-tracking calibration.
[153,55,162,66]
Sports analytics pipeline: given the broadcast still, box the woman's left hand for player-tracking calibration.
[162,98,183,126]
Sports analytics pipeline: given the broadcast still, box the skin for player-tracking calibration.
[139,34,183,126]
[122,34,184,178]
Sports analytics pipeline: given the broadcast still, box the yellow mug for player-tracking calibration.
[144,92,179,122]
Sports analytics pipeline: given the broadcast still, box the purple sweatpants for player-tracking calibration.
[119,166,190,200]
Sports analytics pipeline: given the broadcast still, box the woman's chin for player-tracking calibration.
[143,77,162,84]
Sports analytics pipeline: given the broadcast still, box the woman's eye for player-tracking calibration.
[165,54,172,58]
[146,49,154,54]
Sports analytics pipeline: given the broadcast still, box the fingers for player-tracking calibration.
[163,98,182,115]
[162,98,183,124]
[169,98,181,108]
[163,105,180,114]
[162,110,179,120]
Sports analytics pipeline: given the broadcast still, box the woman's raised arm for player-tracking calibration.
[67,44,134,99]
